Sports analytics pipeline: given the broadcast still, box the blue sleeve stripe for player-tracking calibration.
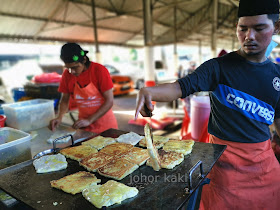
[212,84,275,125]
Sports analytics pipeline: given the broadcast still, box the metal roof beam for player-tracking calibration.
[0,12,137,34]
[217,6,237,29]
[227,0,238,7]
[70,0,140,16]
[34,1,68,39]
[62,0,70,27]
[154,0,192,12]
[107,0,125,15]
[0,34,142,48]
[68,0,177,30]
[73,1,92,19]
[154,2,211,42]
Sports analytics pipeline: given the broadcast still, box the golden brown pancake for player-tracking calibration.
[139,135,169,149]
[99,142,134,156]
[50,171,101,194]
[116,147,149,166]
[82,135,116,150]
[144,123,161,171]
[98,158,139,180]
[147,149,184,169]
[60,145,98,161]
[163,139,194,155]
[79,152,114,172]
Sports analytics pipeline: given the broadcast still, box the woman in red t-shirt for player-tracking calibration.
[49,43,118,133]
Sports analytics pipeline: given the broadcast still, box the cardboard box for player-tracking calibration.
[2,99,55,131]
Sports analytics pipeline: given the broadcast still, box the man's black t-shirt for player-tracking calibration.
[178,52,280,143]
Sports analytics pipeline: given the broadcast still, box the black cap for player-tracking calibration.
[60,43,88,63]
[238,0,279,17]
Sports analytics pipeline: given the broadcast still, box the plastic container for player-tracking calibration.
[2,99,55,132]
[12,87,26,102]
[0,127,32,169]
[0,115,6,127]
[0,106,4,115]
[190,96,211,141]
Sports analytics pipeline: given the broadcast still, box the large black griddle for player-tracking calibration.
[0,129,226,210]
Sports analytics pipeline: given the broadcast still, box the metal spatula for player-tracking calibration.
[144,104,153,140]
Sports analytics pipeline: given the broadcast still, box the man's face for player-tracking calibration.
[236,14,275,56]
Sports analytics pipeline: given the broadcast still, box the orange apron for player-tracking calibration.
[73,77,118,134]
[200,135,280,210]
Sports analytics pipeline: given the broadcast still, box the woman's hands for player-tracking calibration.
[72,118,92,129]
[49,117,62,131]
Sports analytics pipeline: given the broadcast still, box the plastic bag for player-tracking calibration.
[34,72,62,83]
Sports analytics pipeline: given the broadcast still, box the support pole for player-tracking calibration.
[198,40,202,65]
[143,0,155,87]
[211,0,218,58]
[91,0,102,63]
[173,6,178,77]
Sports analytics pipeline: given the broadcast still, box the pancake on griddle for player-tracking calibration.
[98,158,139,180]
[144,123,161,171]
[33,154,67,174]
[99,142,133,156]
[116,146,149,166]
[50,171,101,195]
[60,145,98,161]
[162,139,194,155]
[146,149,184,169]
[82,180,138,208]
[82,135,116,150]
[139,135,169,149]
[79,152,114,172]
[116,131,144,145]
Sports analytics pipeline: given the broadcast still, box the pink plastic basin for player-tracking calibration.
[0,115,6,127]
